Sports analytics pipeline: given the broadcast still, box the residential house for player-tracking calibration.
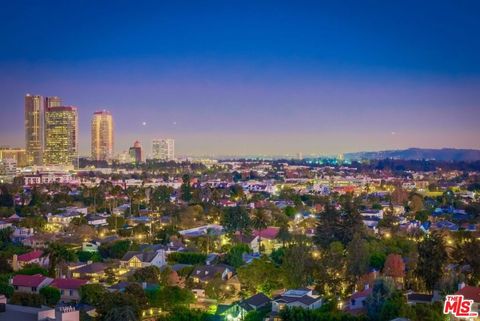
[82,240,101,252]
[11,250,49,271]
[454,283,480,317]
[86,214,108,227]
[253,227,281,253]
[11,274,53,294]
[120,250,167,269]
[271,289,322,313]
[346,285,372,313]
[51,278,88,303]
[47,212,82,226]
[233,234,260,253]
[191,264,235,284]
[71,262,107,281]
[221,293,271,320]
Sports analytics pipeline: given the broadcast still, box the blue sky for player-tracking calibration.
[1,0,479,156]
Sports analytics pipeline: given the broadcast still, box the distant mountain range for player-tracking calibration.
[345,148,480,162]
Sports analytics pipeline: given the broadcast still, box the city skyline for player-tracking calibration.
[1,1,480,156]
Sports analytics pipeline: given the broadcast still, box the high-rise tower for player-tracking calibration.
[24,94,44,166]
[152,139,175,161]
[91,110,114,161]
[44,106,78,166]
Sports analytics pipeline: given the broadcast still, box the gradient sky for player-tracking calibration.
[1,0,480,157]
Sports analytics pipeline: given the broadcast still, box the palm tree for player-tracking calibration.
[251,209,269,253]
[42,242,76,277]
[104,305,138,321]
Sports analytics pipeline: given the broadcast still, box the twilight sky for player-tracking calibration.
[1,0,480,157]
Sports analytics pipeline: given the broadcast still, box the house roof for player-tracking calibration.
[17,250,43,262]
[121,251,158,263]
[407,293,433,302]
[253,227,279,240]
[244,292,271,307]
[274,294,320,306]
[12,274,50,287]
[73,262,106,274]
[351,288,372,300]
[51,278,87,290]
[455,286,480,303]
[192,264,233,282]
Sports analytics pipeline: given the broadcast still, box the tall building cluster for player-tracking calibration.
[24,94,114,167]
[23,93,177,166]
[25,94,79,167]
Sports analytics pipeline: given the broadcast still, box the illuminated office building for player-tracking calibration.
[129,141,143,164]
[24,94,44,166]
[152,138,175,161]
[44,106,78,166]
[0,147,27,167]
[45,96,62,108]
[91,110,114,161]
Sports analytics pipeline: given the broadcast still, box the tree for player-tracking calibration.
[314,241,347,297]
[43,242,76,277]
[365,278,397,321]
[221,206,251,237]
[409,193,424,213]
[107,215,126,230]
[130,266,160,283]
[251,209,269,253]
[284,206,296,218]
[281,238,313,288]
[124,283,149,310]
[346,234,370,283]
[453,235,480,284]
[226,244,251,268]
[10,292,43,307]
[315,200,364,249]
[146,286,195,311]
[101,239,132,259]
[17,263,49,276]
[104,306,138,321]
[168,252,207,265]
[383,254,405,281]
[180,174,192,202]
[237,256,282,296]
[0,283,14,298]
[416,232,448,292]
[97,292,140,321]
[40,286,61,306]
[157,307,209,321]
[277,224,291,247]
[80,283,108,306]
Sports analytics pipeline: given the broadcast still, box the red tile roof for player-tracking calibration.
[351,288,372,300]
[253,227,279,240]
[17,250,43,262]
[12,274,49,287]
[51,278,87,290]
[455,286,480,303]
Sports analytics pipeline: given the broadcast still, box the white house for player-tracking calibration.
[272,289,322,312]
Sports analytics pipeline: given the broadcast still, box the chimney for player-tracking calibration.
[458,282,466,290]
[12,254,18,271]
